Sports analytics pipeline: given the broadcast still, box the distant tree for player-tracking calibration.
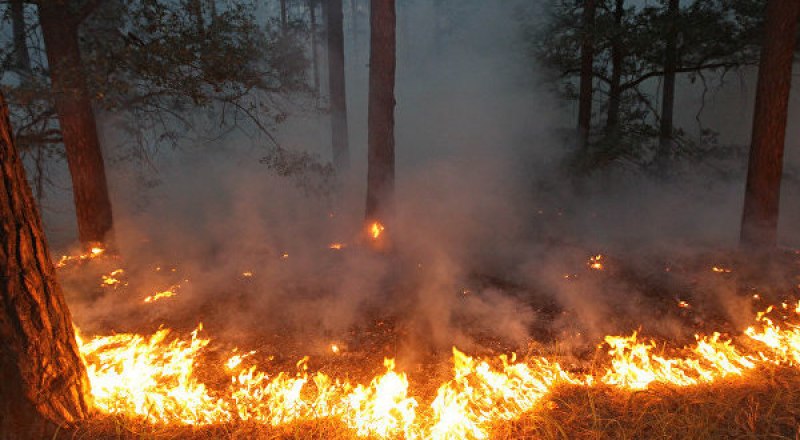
[10,0,30,72]
[0,91,89,438]
[656,0,680,168]
[365,0,396,223]
[327,0,350,171]
[577,0,596,152]
[309,0,321,99]
[533,0,764,171]
[740,0,800,249]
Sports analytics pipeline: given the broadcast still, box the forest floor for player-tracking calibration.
[55,246,800,439]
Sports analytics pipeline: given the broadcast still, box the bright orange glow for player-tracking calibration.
[588,254,604,270]
[55,247,106,268]
[143,283,182,303]
[101,269,125,288]
[369,222,385,240]
[712,266,732,273]
[74,302,800,439]
[329,243,346,250]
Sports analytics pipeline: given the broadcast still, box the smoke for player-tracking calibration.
[36,0,800,361]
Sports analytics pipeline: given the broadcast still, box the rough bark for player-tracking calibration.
[657,0,680,165]
[0,92,90,439]
[740,0,800,249]
[281,0,288,33]
[309,0,321,100]
[11,0,31,72]
[38,1,114,247]
[577,0,595,151]
[365,0,396,222]
[327,0,350,171]
[606,0,624,133]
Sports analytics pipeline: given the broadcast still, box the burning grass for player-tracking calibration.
[54,247,800,439]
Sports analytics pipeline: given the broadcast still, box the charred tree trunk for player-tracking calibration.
[327,0,350,171]
[39,1,114,247]
[606,0,624,134]
[11,0,31,72]
[365,0,396,222]
[577,0,595,151]
[740,0,800,249]
[0,92,89,439]
[657,0,679,167]
[309,0,321,101]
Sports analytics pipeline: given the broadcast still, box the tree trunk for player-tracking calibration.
[606,0,624,133]
[309,0,321,101]
[281,0,288,33]
[577,0,595,151]
[657,0,679,166]
[365,0,396,222]
[351,0,359,58]
[327,0,350,171]
[38,1,114,248]
[0,91,89,439]
[740,0,800,249]
[11,0,31,72]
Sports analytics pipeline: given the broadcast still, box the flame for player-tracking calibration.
[75,302,800,439]
[329,243,346,250]
[369,222,385,240]
[712,266,732,273]
[101,269,125,288]
[143,283,182,303]
[588,254,604,270]
[55,246,106,268]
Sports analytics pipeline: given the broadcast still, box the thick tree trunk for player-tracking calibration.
[351,0,359,56]
[309,0,321,100]
[740,0,800,249]
[577,0,595,151]
[657,0,679,165]
[11,0,31,72]
[606,0,624,134]
[38,1,114,247]
[327,0,350,171]
[365,0,396,222]
[0,92,89,439]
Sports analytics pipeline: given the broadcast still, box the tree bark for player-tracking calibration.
[38,1,114,247]
[327,0,350,171]
[0,91,90,439]
[657,0,679,165]
[11,0,31,72]
[309,0,321,101]
[365,0,396,222]
[577,0,595,151]
[281,0,288,33]
[740,0,800,249]
[606,0,624,134]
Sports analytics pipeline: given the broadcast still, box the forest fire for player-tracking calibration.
[73,300,800,439]
[369,222,386,240]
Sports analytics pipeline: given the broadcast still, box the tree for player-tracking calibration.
[309,0,321,99]
[605,0,625,134]
[0,91,89,438]
[577,0,596,152]
[327,0,351,171]
[365,0,395,223]
[740,0,800,249]
[657,0,680,167]
[38,0,114,248]
[10,0,31,72]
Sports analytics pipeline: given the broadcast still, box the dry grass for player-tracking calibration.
[61,366,800,440]
[496,366,800,440]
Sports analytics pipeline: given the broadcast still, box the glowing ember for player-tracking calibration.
[711,266,732,273]
[55,246,106,268]
[588,254,604,270]
[678,300,690,308]
[329,243,346,250]
[331,344,341,354]
[143,283,183,303]
[75,303,800,439]
[242,272,254,277]
[101,269,125,288]
[369,222,385,240]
